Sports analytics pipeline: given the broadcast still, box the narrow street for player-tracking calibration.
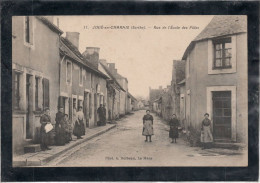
[46,110,247,167]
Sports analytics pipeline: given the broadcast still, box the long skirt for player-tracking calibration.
[169,126,179,138]
[73,119,85,137]
[55,125,66,146]
[40,125,49,149]
[201,126,213,143]
[142,120,154,136]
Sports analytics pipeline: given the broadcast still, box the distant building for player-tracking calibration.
[182,15,247,143]
[149,86,163,111]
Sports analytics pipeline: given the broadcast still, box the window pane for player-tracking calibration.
[225,48,232,57]
[67,62,71,83]
[215,44,222,50]
[216,50,222,58]
[224,109,231,117]
[224,58,231,67]
[215,59,222,67]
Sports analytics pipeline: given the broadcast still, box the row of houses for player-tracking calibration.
[12,16,138,155]
[150,15,248,145]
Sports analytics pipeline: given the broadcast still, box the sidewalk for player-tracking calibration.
[13,124,116,167]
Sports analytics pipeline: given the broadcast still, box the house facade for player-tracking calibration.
[182,15,248,143]
[12,16,63,155]
[61,37,108,128]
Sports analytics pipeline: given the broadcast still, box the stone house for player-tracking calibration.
[182,15,247,143]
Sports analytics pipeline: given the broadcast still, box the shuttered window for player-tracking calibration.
[42,78,50,109]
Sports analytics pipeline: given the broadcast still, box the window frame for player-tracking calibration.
[66,60,72,86]
[23,16,34,47]
[79,67,83,86]
[13,71,21,110]
[213,37,232,70]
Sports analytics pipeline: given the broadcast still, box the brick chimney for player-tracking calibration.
[82,47,100,69]
[66,32,80,49]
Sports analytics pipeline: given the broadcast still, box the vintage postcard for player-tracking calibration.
[12,15,248,167]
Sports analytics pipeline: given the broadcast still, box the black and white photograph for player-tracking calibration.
[11,15,249,167]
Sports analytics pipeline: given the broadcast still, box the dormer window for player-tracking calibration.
[213,38,232,69]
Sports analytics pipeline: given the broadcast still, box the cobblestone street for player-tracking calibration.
[46,110,247,167]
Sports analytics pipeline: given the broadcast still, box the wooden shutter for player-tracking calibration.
[42,78,50,109]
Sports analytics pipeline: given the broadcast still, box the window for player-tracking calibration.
[35,77,40,110]
[66,61,72,85]
[79,67,83,86]
[42,78,49,109]
[24,16,33,45]
[13,72,21,110]
[213,38,232,69]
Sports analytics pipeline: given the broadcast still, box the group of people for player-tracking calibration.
[142,110,213,149]
[39,105,86,151]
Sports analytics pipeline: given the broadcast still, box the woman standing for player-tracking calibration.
[40,108,52,151]
[169,114,179,143]
[201,113,213,149]
[142,110,154,142]
[73,106,85,139]
[55,107,66,146]
[63,114,73,143]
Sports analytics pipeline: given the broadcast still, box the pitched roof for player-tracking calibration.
[194,15,247,42]
[99,62,126,92]
[36,16,63,34]
[182,15,247,60]
[60,37,108,79]
[128,92,137,101]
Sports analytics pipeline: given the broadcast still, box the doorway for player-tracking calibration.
[212,91,232,140]
[26,74,33,139]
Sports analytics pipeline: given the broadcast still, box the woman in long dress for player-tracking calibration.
[40,108,52,151]
[73,106,85,139]
[63,114,73,143]
[201,113,213,149]
[142,110,154,142]
[169,114,179,143]
[55,107,66,146]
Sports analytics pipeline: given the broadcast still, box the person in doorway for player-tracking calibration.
[63,114,73,143]
[97,104,104,126]
[40,108,52,151]
[142,110,154,142]
[169,114,180,143]
[55,107,66,146]
[200,113,213,149]
[102,103,107,125]
[73,106,85,139]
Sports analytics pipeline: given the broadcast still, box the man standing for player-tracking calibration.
[40,108,52,151]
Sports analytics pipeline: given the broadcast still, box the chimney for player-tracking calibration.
[66,32,80,49]
[82,47,100,69]
[108,63,117,74]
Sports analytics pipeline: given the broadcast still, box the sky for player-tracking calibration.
[56,15,213,99]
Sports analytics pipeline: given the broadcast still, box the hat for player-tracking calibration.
[204,113,209,116]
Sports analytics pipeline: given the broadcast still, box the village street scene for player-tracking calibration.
[12,15,248,167]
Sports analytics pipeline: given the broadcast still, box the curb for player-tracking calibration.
[13,124,116,167]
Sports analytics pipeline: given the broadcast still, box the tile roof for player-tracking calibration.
[182,15,247,60]
[60,37,108,79]
[36,16,63,34]
[194,15,247,42]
